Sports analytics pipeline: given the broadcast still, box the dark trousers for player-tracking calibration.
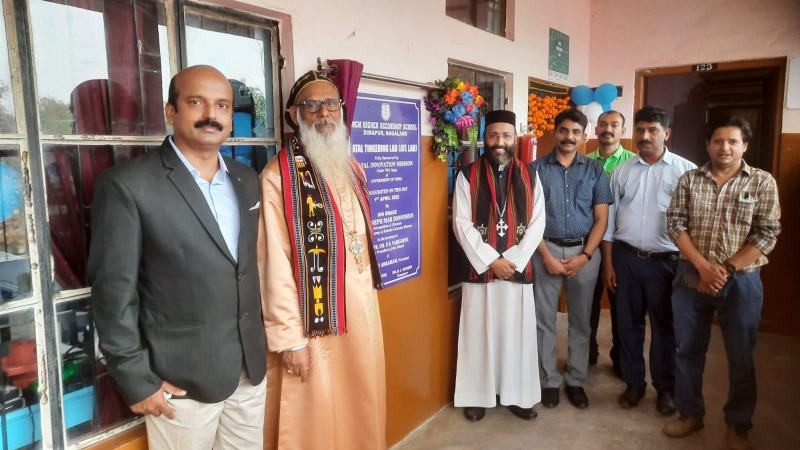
[589,273,619,369]
[613,243,676,393]
[672,262,762,432]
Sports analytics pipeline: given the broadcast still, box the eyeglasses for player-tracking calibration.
[485,132,515,141]
[295,98,343,113]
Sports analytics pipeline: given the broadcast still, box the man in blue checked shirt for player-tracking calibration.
[533,108,613,410]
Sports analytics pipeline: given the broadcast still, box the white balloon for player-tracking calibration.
[576,105,588,113]
[584,102,603,123]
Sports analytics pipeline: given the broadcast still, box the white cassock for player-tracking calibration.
[452,170,545,408]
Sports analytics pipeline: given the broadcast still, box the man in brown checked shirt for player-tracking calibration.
[662,116,781,450]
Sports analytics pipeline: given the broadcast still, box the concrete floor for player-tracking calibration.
[393,311,800,450]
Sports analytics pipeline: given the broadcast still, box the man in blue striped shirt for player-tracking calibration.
[533,109,613,410]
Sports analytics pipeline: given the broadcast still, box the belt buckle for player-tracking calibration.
[635,248,650,259]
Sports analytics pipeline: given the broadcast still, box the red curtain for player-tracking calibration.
[105,0,165,135]
[47,146,86,289]
[47,0,165,289]
[48,80,114,289]
[327,59,363,133]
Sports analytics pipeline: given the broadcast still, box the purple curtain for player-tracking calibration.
[327,59,363,133]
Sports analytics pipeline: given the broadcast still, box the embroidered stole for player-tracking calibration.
[278,136,382,337]
[465,156,536,283]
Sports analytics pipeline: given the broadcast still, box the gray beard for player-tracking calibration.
[297,114,352,183]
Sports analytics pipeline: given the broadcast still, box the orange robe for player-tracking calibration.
[259,160,386,450]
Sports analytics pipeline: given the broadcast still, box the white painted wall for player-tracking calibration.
[235,0,798,135]
[241,0,592,133]
[589,0,800,133]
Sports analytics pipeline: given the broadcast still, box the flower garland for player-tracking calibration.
[424,77,486,162]
[527,94,570,138]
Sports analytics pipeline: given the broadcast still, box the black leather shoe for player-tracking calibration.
[541,388,559,408]
[565,385,589,409]
[508,405,537,420]
[463,407,485,421]
[656,391,676,416]
[617,385,646,409]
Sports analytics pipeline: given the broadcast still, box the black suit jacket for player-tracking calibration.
[88,138,267,404]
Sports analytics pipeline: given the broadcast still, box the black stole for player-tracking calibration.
[278,136,382,337]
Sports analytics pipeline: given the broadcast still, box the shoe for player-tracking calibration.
[662,415,704,438]
[656,391,676,416]
[726,427,753,450]
[507,405,537,420]
[565,385,589,409]
[463,407,485,421]
[617,385,646,409]
[541,388,559,408]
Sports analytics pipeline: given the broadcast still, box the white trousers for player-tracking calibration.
[145,371,266,450]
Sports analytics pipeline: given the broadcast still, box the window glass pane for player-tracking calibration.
[446,0,506,37]
[29,0,168,136]
[478,0,506,35]
[184,9,276,139]
[220,144,276,173]
[0,2,16,134]
[0,145,32,302]
[446,0,474,26]
[57,298,136,443]
[0,310,42,449]
[43,144,158,291]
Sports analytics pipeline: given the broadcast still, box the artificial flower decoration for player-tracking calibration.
[424,77,487,162]
[527,94,570,138]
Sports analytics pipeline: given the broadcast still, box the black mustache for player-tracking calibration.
[637,140,652,146]
[560,140,576,145]
[601,132,613,138]
[194,118,224,131]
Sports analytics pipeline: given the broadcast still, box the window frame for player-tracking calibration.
[1,0,288,447]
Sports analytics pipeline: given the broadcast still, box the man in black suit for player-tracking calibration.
[88,65,267,449]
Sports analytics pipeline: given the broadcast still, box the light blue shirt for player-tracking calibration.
[603,148,696,252]
[169,137,240,261]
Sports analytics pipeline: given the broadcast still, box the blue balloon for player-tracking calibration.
[571,85,594,106]
[594,83,618,105]
[601,103,612,112]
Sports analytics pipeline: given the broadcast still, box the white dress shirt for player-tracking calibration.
[603,148,696,252]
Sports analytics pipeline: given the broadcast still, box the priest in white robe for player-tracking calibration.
[452,109,546,421]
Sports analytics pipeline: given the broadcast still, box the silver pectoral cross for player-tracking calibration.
[496,219,509,237]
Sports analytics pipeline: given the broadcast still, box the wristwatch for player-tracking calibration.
[581,251,592,261]
[724,261,737,275]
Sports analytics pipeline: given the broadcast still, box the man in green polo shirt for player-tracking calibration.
[587,110,635,372]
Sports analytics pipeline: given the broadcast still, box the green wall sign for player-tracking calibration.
[548,28,569,82]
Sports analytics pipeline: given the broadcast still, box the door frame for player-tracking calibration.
[634,57,786,175]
